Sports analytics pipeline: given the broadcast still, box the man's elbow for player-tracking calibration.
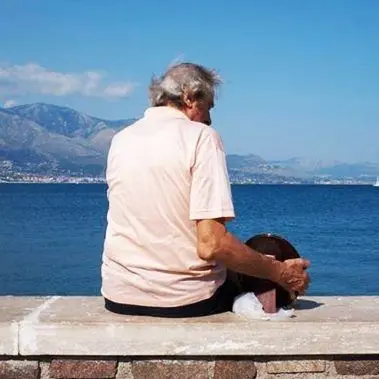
[196,218,227,262]
[197,243,218,261]
[197,235,227,262]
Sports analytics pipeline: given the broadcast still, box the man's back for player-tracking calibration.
[101,106,234,307]
[101,63,310,316]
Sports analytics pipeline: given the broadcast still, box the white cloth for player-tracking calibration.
[232,292,295,320]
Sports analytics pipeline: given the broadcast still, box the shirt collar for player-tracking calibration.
[144,106,189,121]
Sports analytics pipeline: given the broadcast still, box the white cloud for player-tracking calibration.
[3,99,17,108]
[0,63,135,99]
[103,83,135,97]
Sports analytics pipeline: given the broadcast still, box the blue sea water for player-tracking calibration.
[0,184,378,296]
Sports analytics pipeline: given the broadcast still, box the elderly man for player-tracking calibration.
[101,63,310,317]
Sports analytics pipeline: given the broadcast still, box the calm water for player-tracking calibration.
[1,184,378,296]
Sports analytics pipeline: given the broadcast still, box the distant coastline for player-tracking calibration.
[0,177,106,185]
[0,177,374,185]
[2,104,379,188]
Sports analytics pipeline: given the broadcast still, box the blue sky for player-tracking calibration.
[1,0,378,162]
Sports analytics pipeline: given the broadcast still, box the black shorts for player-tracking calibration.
[104,275,241,318]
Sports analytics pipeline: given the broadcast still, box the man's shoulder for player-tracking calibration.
[176,118,223,141]
[196,126,224,150]
[197,124,221,139]
[176,118,208,135]
[110,118,143,143]
[170,120,225,155]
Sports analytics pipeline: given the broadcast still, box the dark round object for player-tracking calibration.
[242,233,300,308]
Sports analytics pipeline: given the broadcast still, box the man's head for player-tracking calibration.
[149,63,221,126]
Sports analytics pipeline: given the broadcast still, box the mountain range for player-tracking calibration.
[0,103,135,176]
[1,103,378,182]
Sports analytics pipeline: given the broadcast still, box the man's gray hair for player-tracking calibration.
[149,63,222,107]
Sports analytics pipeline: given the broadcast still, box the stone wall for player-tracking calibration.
[1,296,379,378]
[1,356,379,378]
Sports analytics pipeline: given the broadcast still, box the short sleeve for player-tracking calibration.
[189,127,235,221]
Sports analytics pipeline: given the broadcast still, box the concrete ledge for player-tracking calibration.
[0,297,47,355]
[1,296,379,356]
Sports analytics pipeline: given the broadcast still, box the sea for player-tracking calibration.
[1,183,378,296]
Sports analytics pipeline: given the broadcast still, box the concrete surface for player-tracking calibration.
[1,296,378,356]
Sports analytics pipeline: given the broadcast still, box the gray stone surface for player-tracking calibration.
[266,360,326,373]
[214,360,257,379]
[19,296,379,323]
[49,359,117,378]
[293,296,379,322]
[0,360,39,379]
[334,358,379,375]
[0,295,377,356]
[0,296,46,355]
[131,360,211,379]
[0,321,18,355]
[116,362,133,379]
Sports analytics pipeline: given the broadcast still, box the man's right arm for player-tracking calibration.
[196,218,310,295]
[189,126,310,295]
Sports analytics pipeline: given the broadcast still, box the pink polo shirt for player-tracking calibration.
[101,106,235,307]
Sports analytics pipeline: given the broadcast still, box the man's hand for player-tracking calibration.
[276,258,311,297]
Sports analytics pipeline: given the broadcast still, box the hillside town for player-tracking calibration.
[0,159,374,185]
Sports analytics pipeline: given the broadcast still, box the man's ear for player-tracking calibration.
[183,92,195,108]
